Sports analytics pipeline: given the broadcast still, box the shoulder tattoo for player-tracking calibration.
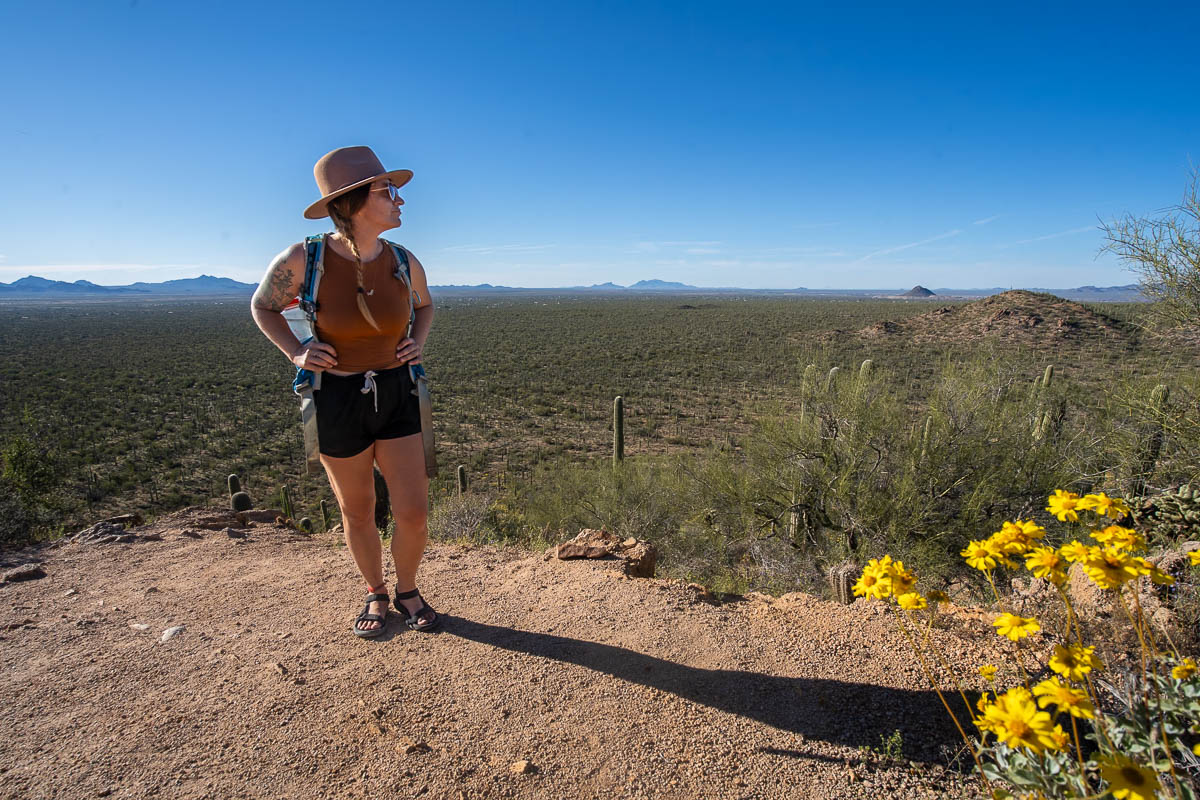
[253,251,297,311]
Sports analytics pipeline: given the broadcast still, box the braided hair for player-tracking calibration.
[327,186,381,331]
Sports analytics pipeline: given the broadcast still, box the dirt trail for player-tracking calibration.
[0,509,1003,799]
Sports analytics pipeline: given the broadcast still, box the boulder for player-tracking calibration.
[1,563,46,583]
[555,528,622,559]
[555,529,657,577]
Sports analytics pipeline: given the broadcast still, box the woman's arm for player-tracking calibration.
[396,250,434,365]
[250,243,338,371]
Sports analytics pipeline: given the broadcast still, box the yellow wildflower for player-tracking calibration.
[1091,524,1143,551]
[1059,540,1091,562]
[1078,492,1131,520]
[1189,550,1200,567]
[1082,547,1141,590]
[897,592,926,610]
[1018,519,1046,540]
[978,664,998,682]
[1033,678,1094,719]
[1099,753,1160,800]
[977,687,1060,752]
[1172,658,1196,681]
[886,560,916,595]
[853,560,890,600]
[993,613,1040,641]
[1046,489,1081,522]
[962,540,999,571]
[1194,743,1200,756]
[1049,644,1102,682]
[1024,546,1064,579]
[1046,724,1070,751]
[1129,558,1173,585]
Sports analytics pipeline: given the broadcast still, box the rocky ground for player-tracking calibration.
[0,509,1017,800]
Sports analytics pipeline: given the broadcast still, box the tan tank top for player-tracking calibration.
[314,240,411,373]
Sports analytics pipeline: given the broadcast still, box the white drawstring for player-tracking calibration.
[360,370,379,413]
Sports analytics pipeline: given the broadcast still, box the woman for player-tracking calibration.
[251,145,438,638]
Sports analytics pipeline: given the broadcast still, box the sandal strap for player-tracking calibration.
[365,593,390,604]
[393,588,421,600]
[356,612,386,624]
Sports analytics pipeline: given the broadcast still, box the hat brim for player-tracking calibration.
[303,169,413,220]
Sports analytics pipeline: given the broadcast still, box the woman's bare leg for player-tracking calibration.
[320,444,388,631]
[374,433,432,625]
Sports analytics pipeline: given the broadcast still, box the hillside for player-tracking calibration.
[853,290,1136,348]
[0,509,1004,799]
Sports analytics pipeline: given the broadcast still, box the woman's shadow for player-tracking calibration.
[440,616,977,766]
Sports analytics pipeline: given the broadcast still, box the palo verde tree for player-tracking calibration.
[1101,168,1200,329]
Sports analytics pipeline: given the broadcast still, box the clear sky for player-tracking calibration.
[2,1,1197,289]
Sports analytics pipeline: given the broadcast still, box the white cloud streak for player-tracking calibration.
[1002,226,1095,247]
[972,215,1001,225]
[854,229,962,263]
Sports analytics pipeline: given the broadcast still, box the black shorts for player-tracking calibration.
[312,365,422,458]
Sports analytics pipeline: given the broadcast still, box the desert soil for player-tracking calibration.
[0,509,1009,800]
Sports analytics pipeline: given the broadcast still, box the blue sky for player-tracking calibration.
[2,1,1197,289]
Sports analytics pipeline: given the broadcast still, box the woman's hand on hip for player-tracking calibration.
[291,341,338,371]
[396,337,422,364]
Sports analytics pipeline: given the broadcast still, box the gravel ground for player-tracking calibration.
[0,509,1008,799]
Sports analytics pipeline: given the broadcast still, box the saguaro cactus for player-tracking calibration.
[1133,384,1170,496]
[824,366,840,393]
[227,474,241,497]
[457,464,468,495]
[298,517,313,533]
[613,396,625,466]
[280,485,294,521]
[320,499,331,532]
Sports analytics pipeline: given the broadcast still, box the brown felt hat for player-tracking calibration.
[303,146,413,220]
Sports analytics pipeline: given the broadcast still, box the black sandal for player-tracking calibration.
[353,591,390,639]
[394,588,440,632]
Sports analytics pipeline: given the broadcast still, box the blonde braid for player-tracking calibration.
[328,192,381,331]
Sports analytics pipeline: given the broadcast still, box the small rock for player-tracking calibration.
[1,564,46,583]
[397,737,431,754]
[621,541,657,578]
[223,527,246,539]
[71,521,125,543]
[270,661,288,676]
[129,622,150,631]
[180,529,203,539]
[63,588,78,597]
[510,759,535,775]
[140,532,163,542]
[160,625,186,643]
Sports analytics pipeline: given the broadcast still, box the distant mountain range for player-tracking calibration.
[0,274,1147,303]
[0,275,256,296]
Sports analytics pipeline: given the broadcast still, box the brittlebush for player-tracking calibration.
[855,491,1200,799]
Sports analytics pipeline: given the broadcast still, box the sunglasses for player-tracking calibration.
[371,182,404,202]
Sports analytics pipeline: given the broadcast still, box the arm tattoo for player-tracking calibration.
[252,253,297,312]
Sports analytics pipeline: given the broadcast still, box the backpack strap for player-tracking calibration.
[293,233,328,474]
[300,234,327,326]
[383,239,417,338]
